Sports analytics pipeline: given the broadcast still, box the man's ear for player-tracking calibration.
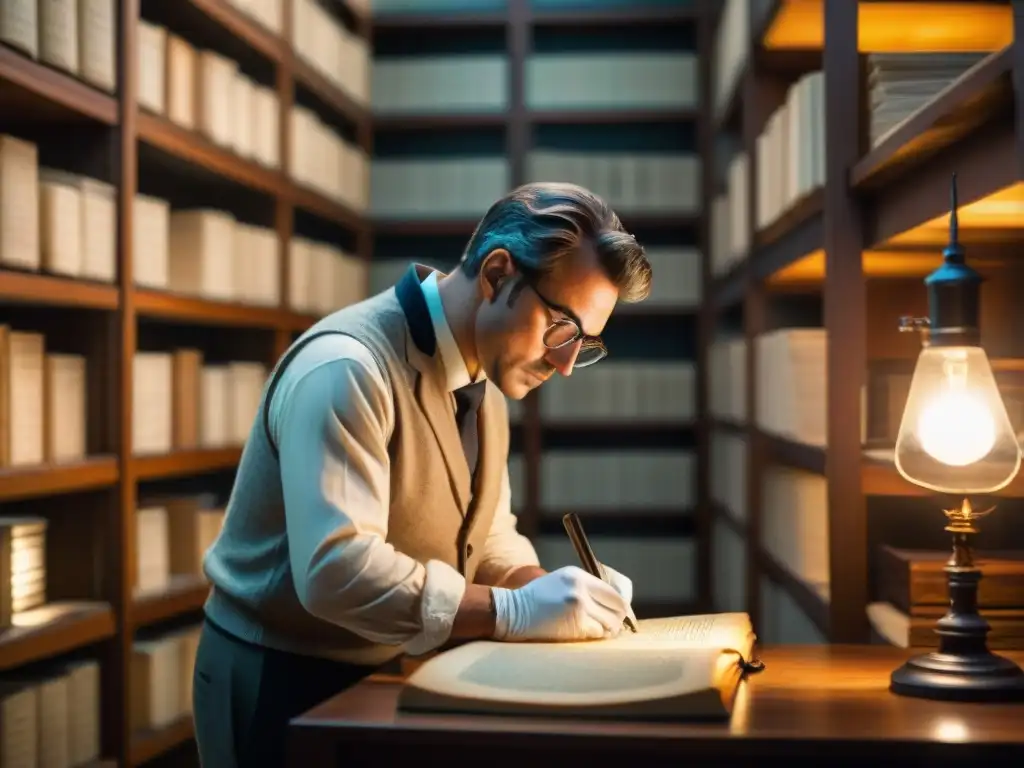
[479,249,515,303]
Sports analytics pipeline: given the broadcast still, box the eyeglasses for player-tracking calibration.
[519,279,608,368]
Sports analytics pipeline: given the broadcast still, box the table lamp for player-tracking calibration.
[889,173,1024,701]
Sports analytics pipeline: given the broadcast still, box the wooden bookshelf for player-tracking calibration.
[704,0,1024,645]
[0,0,371,765]
[371,0,707,618]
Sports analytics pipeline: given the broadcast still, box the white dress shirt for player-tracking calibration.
[267,271,540,656]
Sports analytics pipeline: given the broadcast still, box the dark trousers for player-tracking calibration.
[192,617,379,767]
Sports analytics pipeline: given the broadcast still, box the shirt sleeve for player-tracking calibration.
[272,336,467,656]
[473,463,542,587]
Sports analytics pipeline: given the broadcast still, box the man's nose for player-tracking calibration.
[544,339,582,376]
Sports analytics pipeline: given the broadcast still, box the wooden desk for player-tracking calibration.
[289,645,1024,766]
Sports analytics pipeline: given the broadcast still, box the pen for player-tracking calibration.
[562,512,638,633]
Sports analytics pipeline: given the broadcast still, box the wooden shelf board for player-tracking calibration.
[132,575,211,629]
[375,113,507,130]
[762,1,1012,53]
[372,12,506,30]
[530,108,699,125]
[851,46,1013,191]
[766,247,946,286]
[0,270,119,310]
[293,56,369,128]
[710,262,746,310]
[130,715,195,767]
[750,187,823,282]
[531,7,698,27]
[137,110,283,196]
[180,0,287,62]
[762,435,1024,498]
[0,456,119,502]
[134,448,242,481]
[290,184,368,231]
[134,289,305,330]
[0,601,115,671]
[0,43,118,124]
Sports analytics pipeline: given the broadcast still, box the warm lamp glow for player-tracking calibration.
[894,346,1020,493]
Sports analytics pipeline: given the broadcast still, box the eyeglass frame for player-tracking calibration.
[506,269,609,368]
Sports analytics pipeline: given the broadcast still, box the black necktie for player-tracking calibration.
[454,380,487,479]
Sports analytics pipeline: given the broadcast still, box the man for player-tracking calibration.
[192,182,653,766]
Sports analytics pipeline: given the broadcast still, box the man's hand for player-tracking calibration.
[599,562,638,628]
[498,565,547,589]
[491,566,629,642]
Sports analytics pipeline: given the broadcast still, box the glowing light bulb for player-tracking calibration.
[916,389,995,466]
[914,352,995,466]
[894,345,1022,494]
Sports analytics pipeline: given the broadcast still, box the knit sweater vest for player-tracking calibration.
[202,264,507,665]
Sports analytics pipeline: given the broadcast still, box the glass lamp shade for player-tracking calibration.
[894,345,1021,494]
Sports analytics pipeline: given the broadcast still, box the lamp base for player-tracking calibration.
[890,650,1024,702]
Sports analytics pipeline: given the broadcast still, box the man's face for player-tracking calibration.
[474,247,619,399]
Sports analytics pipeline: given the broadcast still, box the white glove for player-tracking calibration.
[599,562,639,628]
[491,565,629,642]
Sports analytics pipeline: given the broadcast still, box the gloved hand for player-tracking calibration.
[491,565,629,642]
[598,562,639,628]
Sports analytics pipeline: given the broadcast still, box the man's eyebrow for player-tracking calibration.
[544,294,594,337]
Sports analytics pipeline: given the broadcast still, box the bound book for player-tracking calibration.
[398,612,761,721]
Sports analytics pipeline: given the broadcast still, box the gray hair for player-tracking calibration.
[459,182,652,303]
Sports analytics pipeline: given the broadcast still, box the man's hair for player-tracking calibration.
[459,182,652,303]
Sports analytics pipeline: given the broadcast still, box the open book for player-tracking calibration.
[397,612,760,721]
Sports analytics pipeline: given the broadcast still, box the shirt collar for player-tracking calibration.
[419,270,484,392]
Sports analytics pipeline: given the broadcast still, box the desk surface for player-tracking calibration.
[289,645,1024,765]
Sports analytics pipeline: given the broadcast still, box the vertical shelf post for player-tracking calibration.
[823,0,869,643]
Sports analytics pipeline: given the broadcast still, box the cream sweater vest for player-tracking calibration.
[202,268,507,665]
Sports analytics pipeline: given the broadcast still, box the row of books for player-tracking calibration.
[868,53,987,147]
[527,151,701,215]
[0,517,48,626]
[709,152,748,277]
[132,351,267,455]
[755,328,827,447]
[534,534,696,606]
[137,20,280,170]
[711,513,745,613]
[756,70,825,232]
[0,135,116,282]
[292,0,370,106]
[711,0,749,122]
[371,52,697,114]
[0,656,101,768]
[131,624,202,732]
[132,200,278,305]
[134,497,225,596]
[536,361,697,423]
[371,157,508,219]
[290,105,370,212]
[132,197,368,314]
[0,327,86,469]
[708,336,746,422]
[289,237,367,317]
[538,450,694,510]
[224,0,284,35]
[0,0,115,93]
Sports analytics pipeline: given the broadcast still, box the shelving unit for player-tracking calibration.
[0,0,370,764]
[705,0,1024,646]
[369,0,708,619]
